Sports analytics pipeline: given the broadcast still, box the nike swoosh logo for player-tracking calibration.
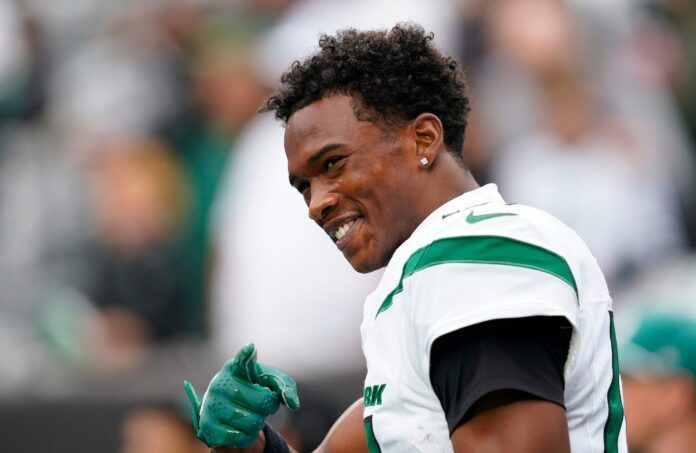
[466,211,517,224]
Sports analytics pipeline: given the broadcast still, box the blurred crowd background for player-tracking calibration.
[0,0,694,452]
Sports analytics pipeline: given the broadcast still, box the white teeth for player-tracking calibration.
[334,220,355,241]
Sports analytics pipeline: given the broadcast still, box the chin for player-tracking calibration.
[346,252,387,274]
[351,262,379,274]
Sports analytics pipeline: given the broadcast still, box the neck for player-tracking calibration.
[429,158,480,210]
[412,163,479,228]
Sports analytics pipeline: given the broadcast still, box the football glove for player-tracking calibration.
[184,343,300,448]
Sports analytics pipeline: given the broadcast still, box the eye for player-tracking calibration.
[324,156,343,172]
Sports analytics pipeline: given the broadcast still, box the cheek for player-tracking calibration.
[352,160,406,210]
[342,154,414,265]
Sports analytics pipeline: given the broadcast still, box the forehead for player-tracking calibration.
[284,95,379,158]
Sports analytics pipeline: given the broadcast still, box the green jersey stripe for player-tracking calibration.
[376,235,577,317]
[603,311,625,453]
[364,416,382,453]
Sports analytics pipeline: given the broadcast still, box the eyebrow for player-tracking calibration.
[288,143,345,188]
[308,143,345,165]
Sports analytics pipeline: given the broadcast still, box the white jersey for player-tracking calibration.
[360,184,627,453]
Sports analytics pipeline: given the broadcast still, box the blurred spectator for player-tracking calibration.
[638,0,696,245]
[47,18,180,152]
[469,0,688,286]
[84,138,191,362]
[645,0,696,145]
[620,311,696,453]
[613,253,696,450]
[0,121,89,389]
[160,7,273,336]
[0,0,89,388]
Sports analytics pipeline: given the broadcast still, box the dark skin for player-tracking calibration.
[214,94,570,452]
[285,94,474,273]
[318,391,570,453]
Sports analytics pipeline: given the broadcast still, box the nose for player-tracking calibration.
[308,187,338,224]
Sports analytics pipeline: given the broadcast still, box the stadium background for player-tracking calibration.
[0,0,694,451]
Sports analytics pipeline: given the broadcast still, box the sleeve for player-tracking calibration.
[428,316,572,434]
[405,261,578,375]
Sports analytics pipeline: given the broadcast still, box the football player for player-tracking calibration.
[185,24,627,453]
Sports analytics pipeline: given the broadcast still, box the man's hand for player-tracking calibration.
[184,343,300,448]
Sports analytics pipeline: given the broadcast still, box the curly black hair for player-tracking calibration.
[261,23,471,163]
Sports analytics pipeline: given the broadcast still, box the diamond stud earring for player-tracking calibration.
[419,157,430,167]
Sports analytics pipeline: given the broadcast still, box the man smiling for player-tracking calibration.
[184,24,628,453]
[284,92,474,274]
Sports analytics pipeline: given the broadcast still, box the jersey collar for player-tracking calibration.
[409,183,506,237]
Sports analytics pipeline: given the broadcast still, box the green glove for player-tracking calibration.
[184,343,300,448]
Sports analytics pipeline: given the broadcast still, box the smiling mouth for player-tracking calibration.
[327,216,362,247]
[334,220,355,241]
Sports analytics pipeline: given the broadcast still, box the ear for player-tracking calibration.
[412,113,445,167]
